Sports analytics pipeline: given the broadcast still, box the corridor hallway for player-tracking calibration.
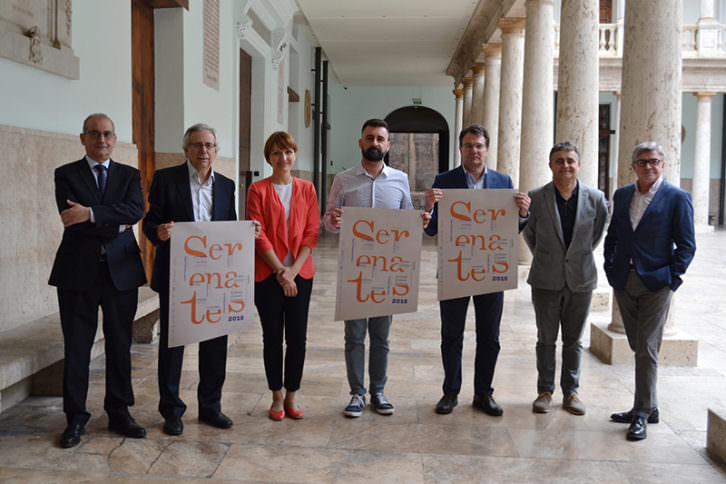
[1,231,725,482]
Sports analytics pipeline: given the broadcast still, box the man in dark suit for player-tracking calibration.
[143,123,237,436]
[424,124,530,416]
[49,113,147,448]
[604,141,696,441]
[523,142,608,416]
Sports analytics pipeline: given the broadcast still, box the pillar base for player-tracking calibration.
[695,224,715,234]
[708,408,726,465]
[589,322,698,366]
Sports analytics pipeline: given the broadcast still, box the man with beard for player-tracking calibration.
[325,118,429,418]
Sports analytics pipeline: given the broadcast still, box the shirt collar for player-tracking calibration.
[85,155,110,170]
[355,162,389,179]
[635,176,663,197]
[187,160,215,184]
[463,165,487,186]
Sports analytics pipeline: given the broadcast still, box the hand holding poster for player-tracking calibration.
[335,207,422,321]
[169,221,255,347]
[437,189,518,300]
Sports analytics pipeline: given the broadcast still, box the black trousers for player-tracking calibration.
[254,275,313,392]
[157,289,228,419]
[57,261,137,426]
[439,291,503,396]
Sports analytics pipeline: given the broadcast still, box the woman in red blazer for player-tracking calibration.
[247,132,320,420]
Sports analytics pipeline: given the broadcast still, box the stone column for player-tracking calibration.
[483,43,502,171]
[698,0,720,55]
[519,0,555,263]
[496,18,525,185]
[462,76,473,128]
[555,0,599,189]
[610,91,621,201]
[453,87,464,167]
[470,62,486,125]
[693,92,715,230]
[590,0,697,366]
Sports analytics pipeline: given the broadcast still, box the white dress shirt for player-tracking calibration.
[630,176,663,230]
[187,160,214,222]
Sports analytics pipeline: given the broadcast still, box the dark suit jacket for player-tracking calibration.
[142,162,237,293]
[604,180,696,292]
[424,165,516,237]
[523,181,608,292]
[49,158,146,291]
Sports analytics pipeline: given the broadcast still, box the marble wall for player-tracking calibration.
[0,124,139,333]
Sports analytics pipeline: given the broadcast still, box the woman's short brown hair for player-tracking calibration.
[264,131,298,162]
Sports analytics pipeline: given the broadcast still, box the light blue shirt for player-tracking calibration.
[324,162,414,232]
[463,165,487,189]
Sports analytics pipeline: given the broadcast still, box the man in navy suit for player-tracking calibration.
[604,141,696,441]
[424,124,530,416]
[143,123,237,436]
[50,113,147,448]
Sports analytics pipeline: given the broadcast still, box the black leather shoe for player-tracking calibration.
[108,415,146,438]
[627,415,648,441]
[199,411,233,429]
[60,423,84,448]
[611,408,659,424]
[163,417,183,436]
[472,394,503,416]
[435,394,458,414]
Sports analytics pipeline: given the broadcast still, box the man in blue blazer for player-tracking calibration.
[50,113,147,448]
[424,124,530,416]
[604,141,696,441]
[143,124,237,436]
[523,142,608,416]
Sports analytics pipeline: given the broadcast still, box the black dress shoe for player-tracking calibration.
[611,408,659,424]
[627,415,648,441]
[108,415,146,438]
[199,411,233,429]
[60,423,84,448]
[472,394,503,416]
[163,417,184,436]
[435,394,458,414]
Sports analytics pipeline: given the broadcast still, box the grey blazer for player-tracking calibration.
[523,181,608,292]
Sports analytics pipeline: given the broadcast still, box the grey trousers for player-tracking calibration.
[614,271,673,416]
[532,287,592,396]
[344,316,392,395]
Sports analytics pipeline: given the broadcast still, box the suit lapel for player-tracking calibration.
[455,166,468,188]
[211,175,227,221]
[545,183,566,248]
[175,163,194,221]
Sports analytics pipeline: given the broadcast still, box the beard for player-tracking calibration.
[362,146,386,162]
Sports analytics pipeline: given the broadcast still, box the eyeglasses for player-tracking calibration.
[461,143,487,151]
[634,158,663,167]
[85,130,115,139]
[189,142,217,151]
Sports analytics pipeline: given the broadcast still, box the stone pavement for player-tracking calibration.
[0,230,725,483]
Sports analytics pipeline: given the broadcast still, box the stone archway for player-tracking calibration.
[384,106,450,209]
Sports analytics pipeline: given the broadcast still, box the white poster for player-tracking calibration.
[169,221,255,347]
[335,207,422,321]
[437,189,518,301]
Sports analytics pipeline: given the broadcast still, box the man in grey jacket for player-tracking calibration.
[523,141,608,415]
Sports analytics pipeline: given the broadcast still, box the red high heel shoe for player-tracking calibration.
[269,407,285,421]
[285,406,304,419]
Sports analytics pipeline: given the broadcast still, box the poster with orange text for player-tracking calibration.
[335,207,422,321]
[169,221,255,347]
[437,189,518,300]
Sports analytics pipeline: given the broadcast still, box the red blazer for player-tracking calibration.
[247,177,320,282]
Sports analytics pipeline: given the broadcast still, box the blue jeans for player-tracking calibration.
[344,316,392,395]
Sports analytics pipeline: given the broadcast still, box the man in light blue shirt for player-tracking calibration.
[325,118,429,418]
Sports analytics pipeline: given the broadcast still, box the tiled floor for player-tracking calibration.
[1,230,726,483]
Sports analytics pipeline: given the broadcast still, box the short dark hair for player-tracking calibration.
[459,124,489,148]
[82,113,115,134]
[264,131,298,162]
[549,141,580,162]
[361,118,389,134]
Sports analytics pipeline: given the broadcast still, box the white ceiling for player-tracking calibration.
[294,0,480,86]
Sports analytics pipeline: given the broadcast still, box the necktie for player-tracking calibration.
[94,164,107,194]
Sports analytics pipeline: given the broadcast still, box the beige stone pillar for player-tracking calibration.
[483,44,501,171]
[555,0,599,189]
[496,18,525,184]
[591,0,698,364]
[610,91,621,201]
[693,92,715,230]
[698,0,720,56]
[470,63,486,125]
[453,87,464,167]
[462,76,473,128]
[519,0,555,263]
